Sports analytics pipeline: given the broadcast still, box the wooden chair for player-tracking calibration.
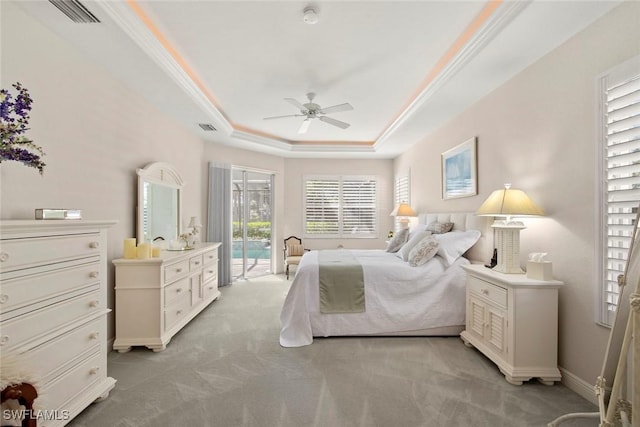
[1,382,38,427]
[283,236,308,279]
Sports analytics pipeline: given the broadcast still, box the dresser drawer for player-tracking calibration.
[164,292,191,331]
[0,260,100,314]
[0,288,102,351]
[189,254,204,271]
[39,350,103,415]
[0,233,101,272]
[202,279,218,300]
[203,264,217,283]
[164,277,189,306]
[202,249,218,266]
[468,275,507,307]
[164,259,189,284]
[23,317,103,383]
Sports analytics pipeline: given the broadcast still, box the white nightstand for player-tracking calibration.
[460,264,563,385]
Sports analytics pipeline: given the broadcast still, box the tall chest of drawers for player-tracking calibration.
[112,242,221,352]
[0,220,116,426]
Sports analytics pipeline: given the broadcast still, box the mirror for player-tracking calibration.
[137,162,184,245]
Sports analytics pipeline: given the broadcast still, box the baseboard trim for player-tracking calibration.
[559,366,597,406]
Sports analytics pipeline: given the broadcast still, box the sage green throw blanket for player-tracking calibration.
[318,250,365,314]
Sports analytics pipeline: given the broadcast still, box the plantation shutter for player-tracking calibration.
[304,176,377,238]
[305,179,340,235]
[342,178,377,236]
[394,173,410,231]
[603,72,640,325]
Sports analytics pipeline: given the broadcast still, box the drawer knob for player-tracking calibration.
[89,300,100,308]
[89,367,100,375]
[90,332,100,340]
[176,288,183,293]
[208,286,214,290]
[176,268,183,273]
[89,241,100,249]
[176,310,183,315]
[0,335,9,346]
[0,294,8,304]
[481,289,489,296]
[0,252,8,262]
[194,261,200,265]
[89,271,100,278]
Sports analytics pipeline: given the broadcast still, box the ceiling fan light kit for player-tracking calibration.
[303,7,319,25]
[263,92,353,134]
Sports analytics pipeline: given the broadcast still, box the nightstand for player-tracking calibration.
[460,264,563,385]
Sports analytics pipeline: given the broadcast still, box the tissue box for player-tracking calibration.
[526,261,553,281]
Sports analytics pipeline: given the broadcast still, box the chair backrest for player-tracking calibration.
[283,236,302,249]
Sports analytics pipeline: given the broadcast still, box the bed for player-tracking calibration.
[279,213,492,347]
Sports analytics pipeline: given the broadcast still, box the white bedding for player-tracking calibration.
[279,249,469,347]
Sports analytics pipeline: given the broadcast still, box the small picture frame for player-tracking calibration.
[441,137,477,200]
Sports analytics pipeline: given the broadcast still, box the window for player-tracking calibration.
[597,56,640,326]
[304,176,377,238]
[394,172,410,231]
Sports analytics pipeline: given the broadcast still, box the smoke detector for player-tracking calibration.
[303,7,318,24]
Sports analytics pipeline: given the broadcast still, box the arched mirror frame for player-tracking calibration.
[136,162,184,245]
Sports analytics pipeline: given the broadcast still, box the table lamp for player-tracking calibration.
[476,184,544,273]
[390,203,417,229]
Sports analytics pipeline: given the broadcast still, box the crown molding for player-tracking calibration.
[93,0,233,135]
[374,0,531,151]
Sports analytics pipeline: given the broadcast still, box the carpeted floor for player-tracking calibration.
[70,274,598,427]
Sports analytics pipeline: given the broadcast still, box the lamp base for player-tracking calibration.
[492,222,525,274]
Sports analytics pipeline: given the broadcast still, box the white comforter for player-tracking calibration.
[279,249,469,347]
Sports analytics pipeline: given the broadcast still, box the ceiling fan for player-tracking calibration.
[263,92,353,134]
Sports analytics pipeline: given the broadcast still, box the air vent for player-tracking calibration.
[198,123,217,132]
[49,0,100,23]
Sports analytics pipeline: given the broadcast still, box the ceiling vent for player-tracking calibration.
[198,123,217,132]
[49,0,100,23]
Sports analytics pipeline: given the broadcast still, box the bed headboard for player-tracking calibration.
[418,212,493,264]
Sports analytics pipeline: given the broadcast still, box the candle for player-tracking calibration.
[123,238,137,259]
[136,243,151,259]
[152,246,161,258]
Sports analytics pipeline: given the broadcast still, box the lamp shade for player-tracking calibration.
[476,184,544,219]
[390,203,417,217]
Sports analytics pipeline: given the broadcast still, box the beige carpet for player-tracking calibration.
[70,274,597,427]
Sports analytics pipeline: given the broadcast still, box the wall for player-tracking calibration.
[394,1,640,391]
[283,157,394,252]
[0,3,208,340]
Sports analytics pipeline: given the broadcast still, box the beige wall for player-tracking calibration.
[283,158,394,252]
[394,1,640,386]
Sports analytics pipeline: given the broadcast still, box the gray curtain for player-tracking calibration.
[207,162,232,287]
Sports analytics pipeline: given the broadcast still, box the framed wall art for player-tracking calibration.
[441,137,477,200]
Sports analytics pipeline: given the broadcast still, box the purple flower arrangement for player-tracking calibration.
[0,82,45,174]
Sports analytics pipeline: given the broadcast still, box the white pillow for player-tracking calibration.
[385,228,409,253]
[408,223,428,239]
[408,236,440,267]
[434,230,481,266]
[396,230,432,261]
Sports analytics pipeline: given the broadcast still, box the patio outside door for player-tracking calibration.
[232,169,273,280]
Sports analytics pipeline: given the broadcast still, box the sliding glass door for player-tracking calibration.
[232,168,273,280]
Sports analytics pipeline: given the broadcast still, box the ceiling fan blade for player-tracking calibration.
[263,114,304,120]
[319,116,350,129]
[284,98,306,111]
[319,103,353,114]
[298,118,311,134]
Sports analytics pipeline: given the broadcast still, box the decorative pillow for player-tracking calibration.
[287,243,305,256]
[396,230,432,261]
[426,221,454,234]
[408,223,428,239]
[385,228,409,253]
[408,236,440,267]
[434,230,481,266]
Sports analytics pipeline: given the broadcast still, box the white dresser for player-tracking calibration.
[112,242,221,352]
[460,264,563,385]
[0,220,116,426]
